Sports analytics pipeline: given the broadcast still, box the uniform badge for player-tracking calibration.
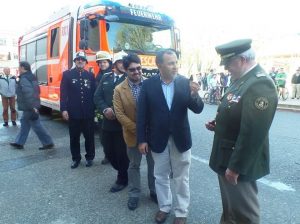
[256,73,266,78]
[72,79,77,84]
[227,93,233,101]
[231,95,241,103]
[83,79,91,88]
[255,97,269,110]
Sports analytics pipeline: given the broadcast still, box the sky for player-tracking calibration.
[1,0,300,46]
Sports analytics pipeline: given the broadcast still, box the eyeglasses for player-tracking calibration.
[128,66,142,72]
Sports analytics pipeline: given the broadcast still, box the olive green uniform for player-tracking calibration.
[209,64,278,223]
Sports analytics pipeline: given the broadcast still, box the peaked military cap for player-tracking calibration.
[215,39,252,65]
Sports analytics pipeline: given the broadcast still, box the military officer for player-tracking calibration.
[94,51,129,193]
[205,39,278,224]
[60,51,96,169]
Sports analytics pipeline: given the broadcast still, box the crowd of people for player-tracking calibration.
[269,67,300,100]
[1,39,280,224]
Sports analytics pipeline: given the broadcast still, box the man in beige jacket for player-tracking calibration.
[113,53,156,211]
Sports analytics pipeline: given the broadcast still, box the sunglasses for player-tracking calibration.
[128,66,142,72]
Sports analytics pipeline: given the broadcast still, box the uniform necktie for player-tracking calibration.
[115,75,119,83]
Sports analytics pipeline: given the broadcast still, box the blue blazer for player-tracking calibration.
[137,74,204,153]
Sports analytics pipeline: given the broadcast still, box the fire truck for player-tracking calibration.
[18,0,180,111]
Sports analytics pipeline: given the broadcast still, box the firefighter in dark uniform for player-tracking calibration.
[60,51,96,169]
[95,51,113,165]
[205,39,278,224]
[94,50,129,192]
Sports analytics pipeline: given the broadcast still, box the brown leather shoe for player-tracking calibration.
[155,210,169,224]
[173,217,187,224]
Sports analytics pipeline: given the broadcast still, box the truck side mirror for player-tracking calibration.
[79,19,89,50]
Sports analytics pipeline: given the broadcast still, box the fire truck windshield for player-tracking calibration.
[106,22,172,54]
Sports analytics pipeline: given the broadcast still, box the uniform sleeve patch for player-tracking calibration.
[254,97,269,110]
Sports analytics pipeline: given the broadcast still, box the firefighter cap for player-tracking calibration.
[113,51,128,64]
[215,39,252,65]
[96,51,112,62]
[74,51,88,63]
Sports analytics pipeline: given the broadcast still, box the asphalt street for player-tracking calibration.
[0,104,299,224]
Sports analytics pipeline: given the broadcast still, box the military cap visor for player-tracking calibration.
[215,39,252,65]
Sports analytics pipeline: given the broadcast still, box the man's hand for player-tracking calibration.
[104,108,116,120]
[190,81,200,96]
[62,111,69,121]
[205,120,216,131]
[138,143,149,155]
[225,168,239,185]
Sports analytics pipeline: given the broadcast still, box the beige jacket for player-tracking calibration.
[113,78,137,147]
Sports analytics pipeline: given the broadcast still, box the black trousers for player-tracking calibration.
[101,130,129,184]
[69,118,95,162]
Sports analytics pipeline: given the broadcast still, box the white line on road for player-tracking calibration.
[191,155,296,192]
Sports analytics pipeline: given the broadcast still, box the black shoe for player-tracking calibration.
[127,197,139,210]
[10,142,24,149]
[86,160,93,167]
[39,144,54,150]
[3,122,8,127]
[12,121,17,126]
[110,183,127,193]
[101,157,110,165]
[71,161,80,169]
[150,193,158,204]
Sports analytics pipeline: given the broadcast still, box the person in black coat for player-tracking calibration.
[94,51,129,193]
[60,51,96,169]
[10,61,54,150]
[95,51,113,164]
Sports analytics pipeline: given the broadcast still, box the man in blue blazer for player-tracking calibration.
[137,49,204,224]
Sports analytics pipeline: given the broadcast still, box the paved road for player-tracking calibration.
[0,105,299,224]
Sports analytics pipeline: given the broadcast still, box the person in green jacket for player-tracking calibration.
[275,68,287,98]
[206,39,278,224]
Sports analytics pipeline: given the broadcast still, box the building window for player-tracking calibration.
[0,38,7,46]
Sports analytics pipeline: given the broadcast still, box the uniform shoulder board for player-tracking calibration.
[103,71,113,76]
[256,72,266,78]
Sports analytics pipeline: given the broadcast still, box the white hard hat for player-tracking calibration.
[96,51,112,62]
[113,51,128,64]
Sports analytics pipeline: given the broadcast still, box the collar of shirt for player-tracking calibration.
[241,63,258,77]
[114,73,124,82]
[128,78,143,89]
[160,74,177,85]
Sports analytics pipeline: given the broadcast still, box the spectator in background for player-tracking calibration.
[10,61,54,150]
[291,67,300,99]
[269,67,277,84]
[201,73,208,91]
[220,72,228,96]
[275,68,287,98]
[0,67,17,127]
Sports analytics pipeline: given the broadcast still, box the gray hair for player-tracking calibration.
[238,48,255,61]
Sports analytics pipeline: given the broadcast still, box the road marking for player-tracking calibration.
[191,155,296,192]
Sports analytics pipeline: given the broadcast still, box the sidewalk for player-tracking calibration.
[277,98,300,112]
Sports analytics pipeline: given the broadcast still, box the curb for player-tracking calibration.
[277,104,300,112]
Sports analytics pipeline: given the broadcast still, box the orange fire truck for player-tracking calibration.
[18,0,180,111]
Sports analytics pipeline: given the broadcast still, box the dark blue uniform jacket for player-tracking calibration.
[60,68,96,119]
